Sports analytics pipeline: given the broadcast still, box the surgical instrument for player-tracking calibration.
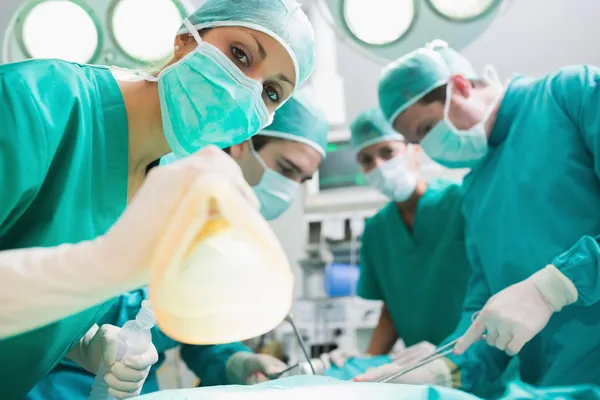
[377,311,483,383]
[266,363,300,380]
[285,314,316,375]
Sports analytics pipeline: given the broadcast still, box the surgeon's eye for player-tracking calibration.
[230,45,250,68]
[418,123,434,140]
[380,147,393,159]
[277,161,295,178]
[264,84,282,104]
[358,154,371,165]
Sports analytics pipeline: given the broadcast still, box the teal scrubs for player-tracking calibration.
[27,288,251,399]
[357,179,471,347]
[444,65,600,394]
[324,356,392,380]
[0,59,129,397]
[500,381,600,400]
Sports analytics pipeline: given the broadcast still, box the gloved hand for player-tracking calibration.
[99,145,260,288]
[455,265,578,356]
[353,357,452,386]
[390,341,436,367]
[319,348,362,369]
[0,146,260,338]
[226,352,288,384]
[69,324,159,398]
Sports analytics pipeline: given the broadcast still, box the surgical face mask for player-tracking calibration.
[149,19,272,158]
[251,145,299,220]
[366,151,417,202]
[420,66,503,169]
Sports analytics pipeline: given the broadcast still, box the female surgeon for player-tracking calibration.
[27,92,329,399]
[0,0,315,398]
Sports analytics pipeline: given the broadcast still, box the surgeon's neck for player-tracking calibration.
[396,179,428,230]
[118,80,171,176]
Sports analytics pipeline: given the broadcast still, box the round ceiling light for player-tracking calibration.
[343,0,416,46]
[21,0,99,63]
[111,0,183,62]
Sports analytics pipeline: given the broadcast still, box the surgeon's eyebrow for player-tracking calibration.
[276,73,294,87]
[416,123,430,141]
[282,157,312,181]
[283,157,302,173]
[249,33,267,60]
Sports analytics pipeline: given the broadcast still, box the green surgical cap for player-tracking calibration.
[180,0,315,89]
[378,40,478,124]
[260,91,329,157]
[350,108,404,153]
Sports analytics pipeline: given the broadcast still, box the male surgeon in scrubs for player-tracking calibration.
[357,40,600,393]
[334,107,471,388]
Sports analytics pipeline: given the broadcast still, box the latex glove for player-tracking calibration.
[319,348,362,369]
[353,357,452,386]
[390,341,436,367]
[0,146,259,338]
[69,324,159,398]
[226,352,288,384]
[455,265,578,356]
[100,145,260,288]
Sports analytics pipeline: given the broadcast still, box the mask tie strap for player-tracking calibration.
[482,65,501,87]
[443,81,453,120]
[182,19,203,45]
[248,139,269,171]
[481,65,504,121]
[443,79,460,131]
[145,19,202,83]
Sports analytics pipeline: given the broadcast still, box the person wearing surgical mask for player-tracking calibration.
[321,108,470,387]
[226,93,327,220]
[0,0,316,397]
[27,93,329,399]
[369,39,600,393]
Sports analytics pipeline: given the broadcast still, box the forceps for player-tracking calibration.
[266,363,300,380]
[264,314,316,381]
[285,314,316,375]
[261,314,316,380]
[377,311,484,383]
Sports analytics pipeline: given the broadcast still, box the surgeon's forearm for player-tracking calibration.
[367,304,398,355]
[553,235,600,305]
[0,239,140,338]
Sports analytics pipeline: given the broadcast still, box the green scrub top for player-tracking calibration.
[444,66,600,394]
[0,59,129,397]
[27,288,251,399]
[357,179,471,347]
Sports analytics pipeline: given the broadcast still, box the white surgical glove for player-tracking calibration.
[226,352,288,384]
[390,341,436,366]
[319,348,362,369]
[99,145,259,287]
[0,146,259,338]
[69,324,159,398]
[353,357,452,386]
[455,265,578,356]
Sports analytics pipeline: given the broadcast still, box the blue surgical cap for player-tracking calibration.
[350,108,404,153]
[259,91,329,157]
[378,40,478,124]
[179,0,315,89]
